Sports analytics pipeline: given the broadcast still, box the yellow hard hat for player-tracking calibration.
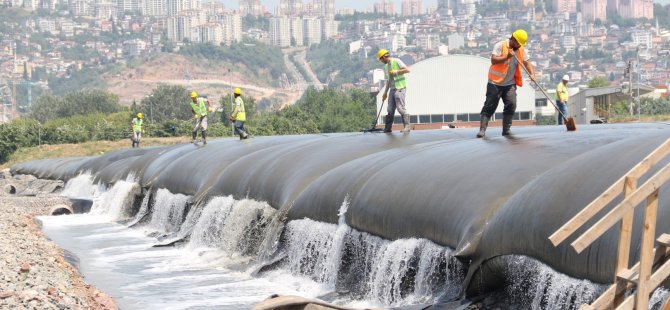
[234,88,242,95]
[377,48,389,60]
[137,112,143,118]
[190,91,198,98]
[512,29,528,46]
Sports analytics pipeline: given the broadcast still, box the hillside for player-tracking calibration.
[102,53,301,107]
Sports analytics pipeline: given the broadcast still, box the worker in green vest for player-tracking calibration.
[378,48,411,133]
[189,91,212,145]
[229,87,248,140]
[130,112,143,148]
[556,75,570,125]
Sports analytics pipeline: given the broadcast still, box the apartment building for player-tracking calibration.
[401,0,422,16]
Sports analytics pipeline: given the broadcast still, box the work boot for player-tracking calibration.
[191,131,197,143]
[401,114,411,133]
[383,115,393,133]
[502,114,513,136]
[201,130,207,145]
[477,115,490,138]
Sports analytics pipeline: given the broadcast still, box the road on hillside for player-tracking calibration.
[293,50,324,90]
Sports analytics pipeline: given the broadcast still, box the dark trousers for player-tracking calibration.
[557,101,567,125]
[480,83,517,117]
[234,120,247,138]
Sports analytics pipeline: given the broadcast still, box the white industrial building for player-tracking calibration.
[375,54,536,129]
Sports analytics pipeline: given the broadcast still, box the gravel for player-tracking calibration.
[0,169,117,310]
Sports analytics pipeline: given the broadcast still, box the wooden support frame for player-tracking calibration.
[549,138,670,246]
[549,138,670,310]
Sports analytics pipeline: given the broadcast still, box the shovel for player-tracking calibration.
[514,54,577,131]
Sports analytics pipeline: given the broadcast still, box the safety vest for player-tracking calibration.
[556,82,569,102]
[190,97,207,117]
[488,41,525,87]
[385,58,407,90]
[233,96,246,121]
[132,118,142,132]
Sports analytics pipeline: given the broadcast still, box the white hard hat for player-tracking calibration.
[562,75,570,81]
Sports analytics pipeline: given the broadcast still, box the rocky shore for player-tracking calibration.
[0,170,116,310]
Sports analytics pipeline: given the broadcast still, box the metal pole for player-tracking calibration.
[637,48,640,120]
[629,60,633,116]
[229,68,234,136]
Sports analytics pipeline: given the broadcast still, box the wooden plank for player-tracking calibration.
[549,179,624,246]
[589,246,670,309]
[571,165,670,253]
[658,233,670,248]
[662,296,670,310]
[633,190,658,310]
[616,268,638,284]
[549,138,670,247]
[614,177,637,274]
[613,177,637,306]
[615,295,635,310]
[650,259,670,293]
[628,138,670,179]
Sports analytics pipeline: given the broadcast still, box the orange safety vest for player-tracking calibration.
[488,41,525,87]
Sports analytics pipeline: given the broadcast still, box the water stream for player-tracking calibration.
[39,174,669,309]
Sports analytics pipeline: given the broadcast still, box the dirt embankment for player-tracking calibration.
[103,54,301,106]
[0,171,117,310]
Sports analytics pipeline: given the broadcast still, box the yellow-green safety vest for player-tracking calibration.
[556,82,569,102]
[385,58,407,89]
[132,118,143,132]
[233,96,246,121]
[190,97,208,117]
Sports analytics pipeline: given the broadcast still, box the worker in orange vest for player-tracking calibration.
[477,29,536,138]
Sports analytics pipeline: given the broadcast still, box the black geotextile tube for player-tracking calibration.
[11,123,670,296]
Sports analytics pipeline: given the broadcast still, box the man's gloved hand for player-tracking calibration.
[208,107,213,112]
[229,117,235,122]
[194,114,199,119]
[389,70,395,76]
[382,93,387,102]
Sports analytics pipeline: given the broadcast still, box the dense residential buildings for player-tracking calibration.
[401,0,422,16]
[374,0,394,15]
[239,0,263,16]
[553,0,577,13]
[1,0,669,120]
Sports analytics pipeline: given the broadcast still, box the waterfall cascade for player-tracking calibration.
[41,173,670,309]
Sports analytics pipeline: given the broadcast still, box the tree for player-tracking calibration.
[29,94,61,122]
[588,76,611,88]
[29,90,121,123]
[63,90,120,117]
[138,84,191,122]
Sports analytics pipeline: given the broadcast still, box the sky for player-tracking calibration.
[217,0,667,12]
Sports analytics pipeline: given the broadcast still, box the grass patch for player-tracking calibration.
[1,137,189,170]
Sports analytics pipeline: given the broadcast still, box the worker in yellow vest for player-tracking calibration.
[189,91,212,145]
[556,75,570,125]
[130,112,143,148]
[229,88,248,140]
[477,29,536,138]
[378,48,411,133]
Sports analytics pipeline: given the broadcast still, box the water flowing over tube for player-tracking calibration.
[12,124,670,299]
